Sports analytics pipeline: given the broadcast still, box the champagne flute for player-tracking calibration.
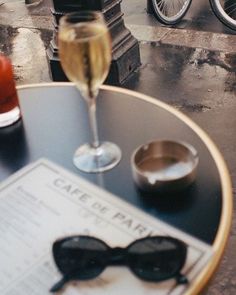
[58,11,122,173]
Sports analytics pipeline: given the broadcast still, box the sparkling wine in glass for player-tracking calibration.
[58,11,121,173]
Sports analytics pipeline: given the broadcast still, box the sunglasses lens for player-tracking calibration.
[128,237,187,281]
[53,236,108,280]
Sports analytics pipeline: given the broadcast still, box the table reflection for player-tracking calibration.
[0,120,29,178]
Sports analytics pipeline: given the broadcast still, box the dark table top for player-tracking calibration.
[0,82,232,247]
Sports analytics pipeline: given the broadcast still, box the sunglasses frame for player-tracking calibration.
[51,235,188,292]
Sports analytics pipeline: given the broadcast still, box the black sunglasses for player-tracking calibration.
[50,235,188,292]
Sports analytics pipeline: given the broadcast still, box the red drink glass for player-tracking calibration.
[0,54,21,127]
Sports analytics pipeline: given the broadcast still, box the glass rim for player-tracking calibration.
[59,10,105,26]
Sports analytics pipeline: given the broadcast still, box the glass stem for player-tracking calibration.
[88,97,99,149]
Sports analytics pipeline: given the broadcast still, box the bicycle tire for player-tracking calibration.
[151,0,192,25]
[209,0,236,31]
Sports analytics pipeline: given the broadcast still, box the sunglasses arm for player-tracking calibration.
[50,275,69,293]
[176,273,188,285]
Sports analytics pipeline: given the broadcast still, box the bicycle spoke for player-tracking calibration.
[222,0,236,18]
[225,3,236,10]
[226,7,236,18]
[157,0,165,12]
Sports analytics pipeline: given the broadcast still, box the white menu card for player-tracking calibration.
[0,159,213,295]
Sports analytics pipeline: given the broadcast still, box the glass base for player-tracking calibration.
[0,106,21,128]
[73,141,122,173]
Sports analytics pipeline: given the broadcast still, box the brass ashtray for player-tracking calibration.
[131,140,199,192]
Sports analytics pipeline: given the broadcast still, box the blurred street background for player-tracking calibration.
[0,0,236,294]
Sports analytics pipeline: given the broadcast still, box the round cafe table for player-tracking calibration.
[0,82,232,294]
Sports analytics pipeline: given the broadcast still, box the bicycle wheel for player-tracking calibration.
[210,0,236,31]
[151,0,192,25]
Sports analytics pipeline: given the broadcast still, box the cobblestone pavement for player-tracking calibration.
[0,0,236,294]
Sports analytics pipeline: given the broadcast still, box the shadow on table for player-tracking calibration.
[136,184,196,213]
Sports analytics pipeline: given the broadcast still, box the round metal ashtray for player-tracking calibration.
[131,140,199,192]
